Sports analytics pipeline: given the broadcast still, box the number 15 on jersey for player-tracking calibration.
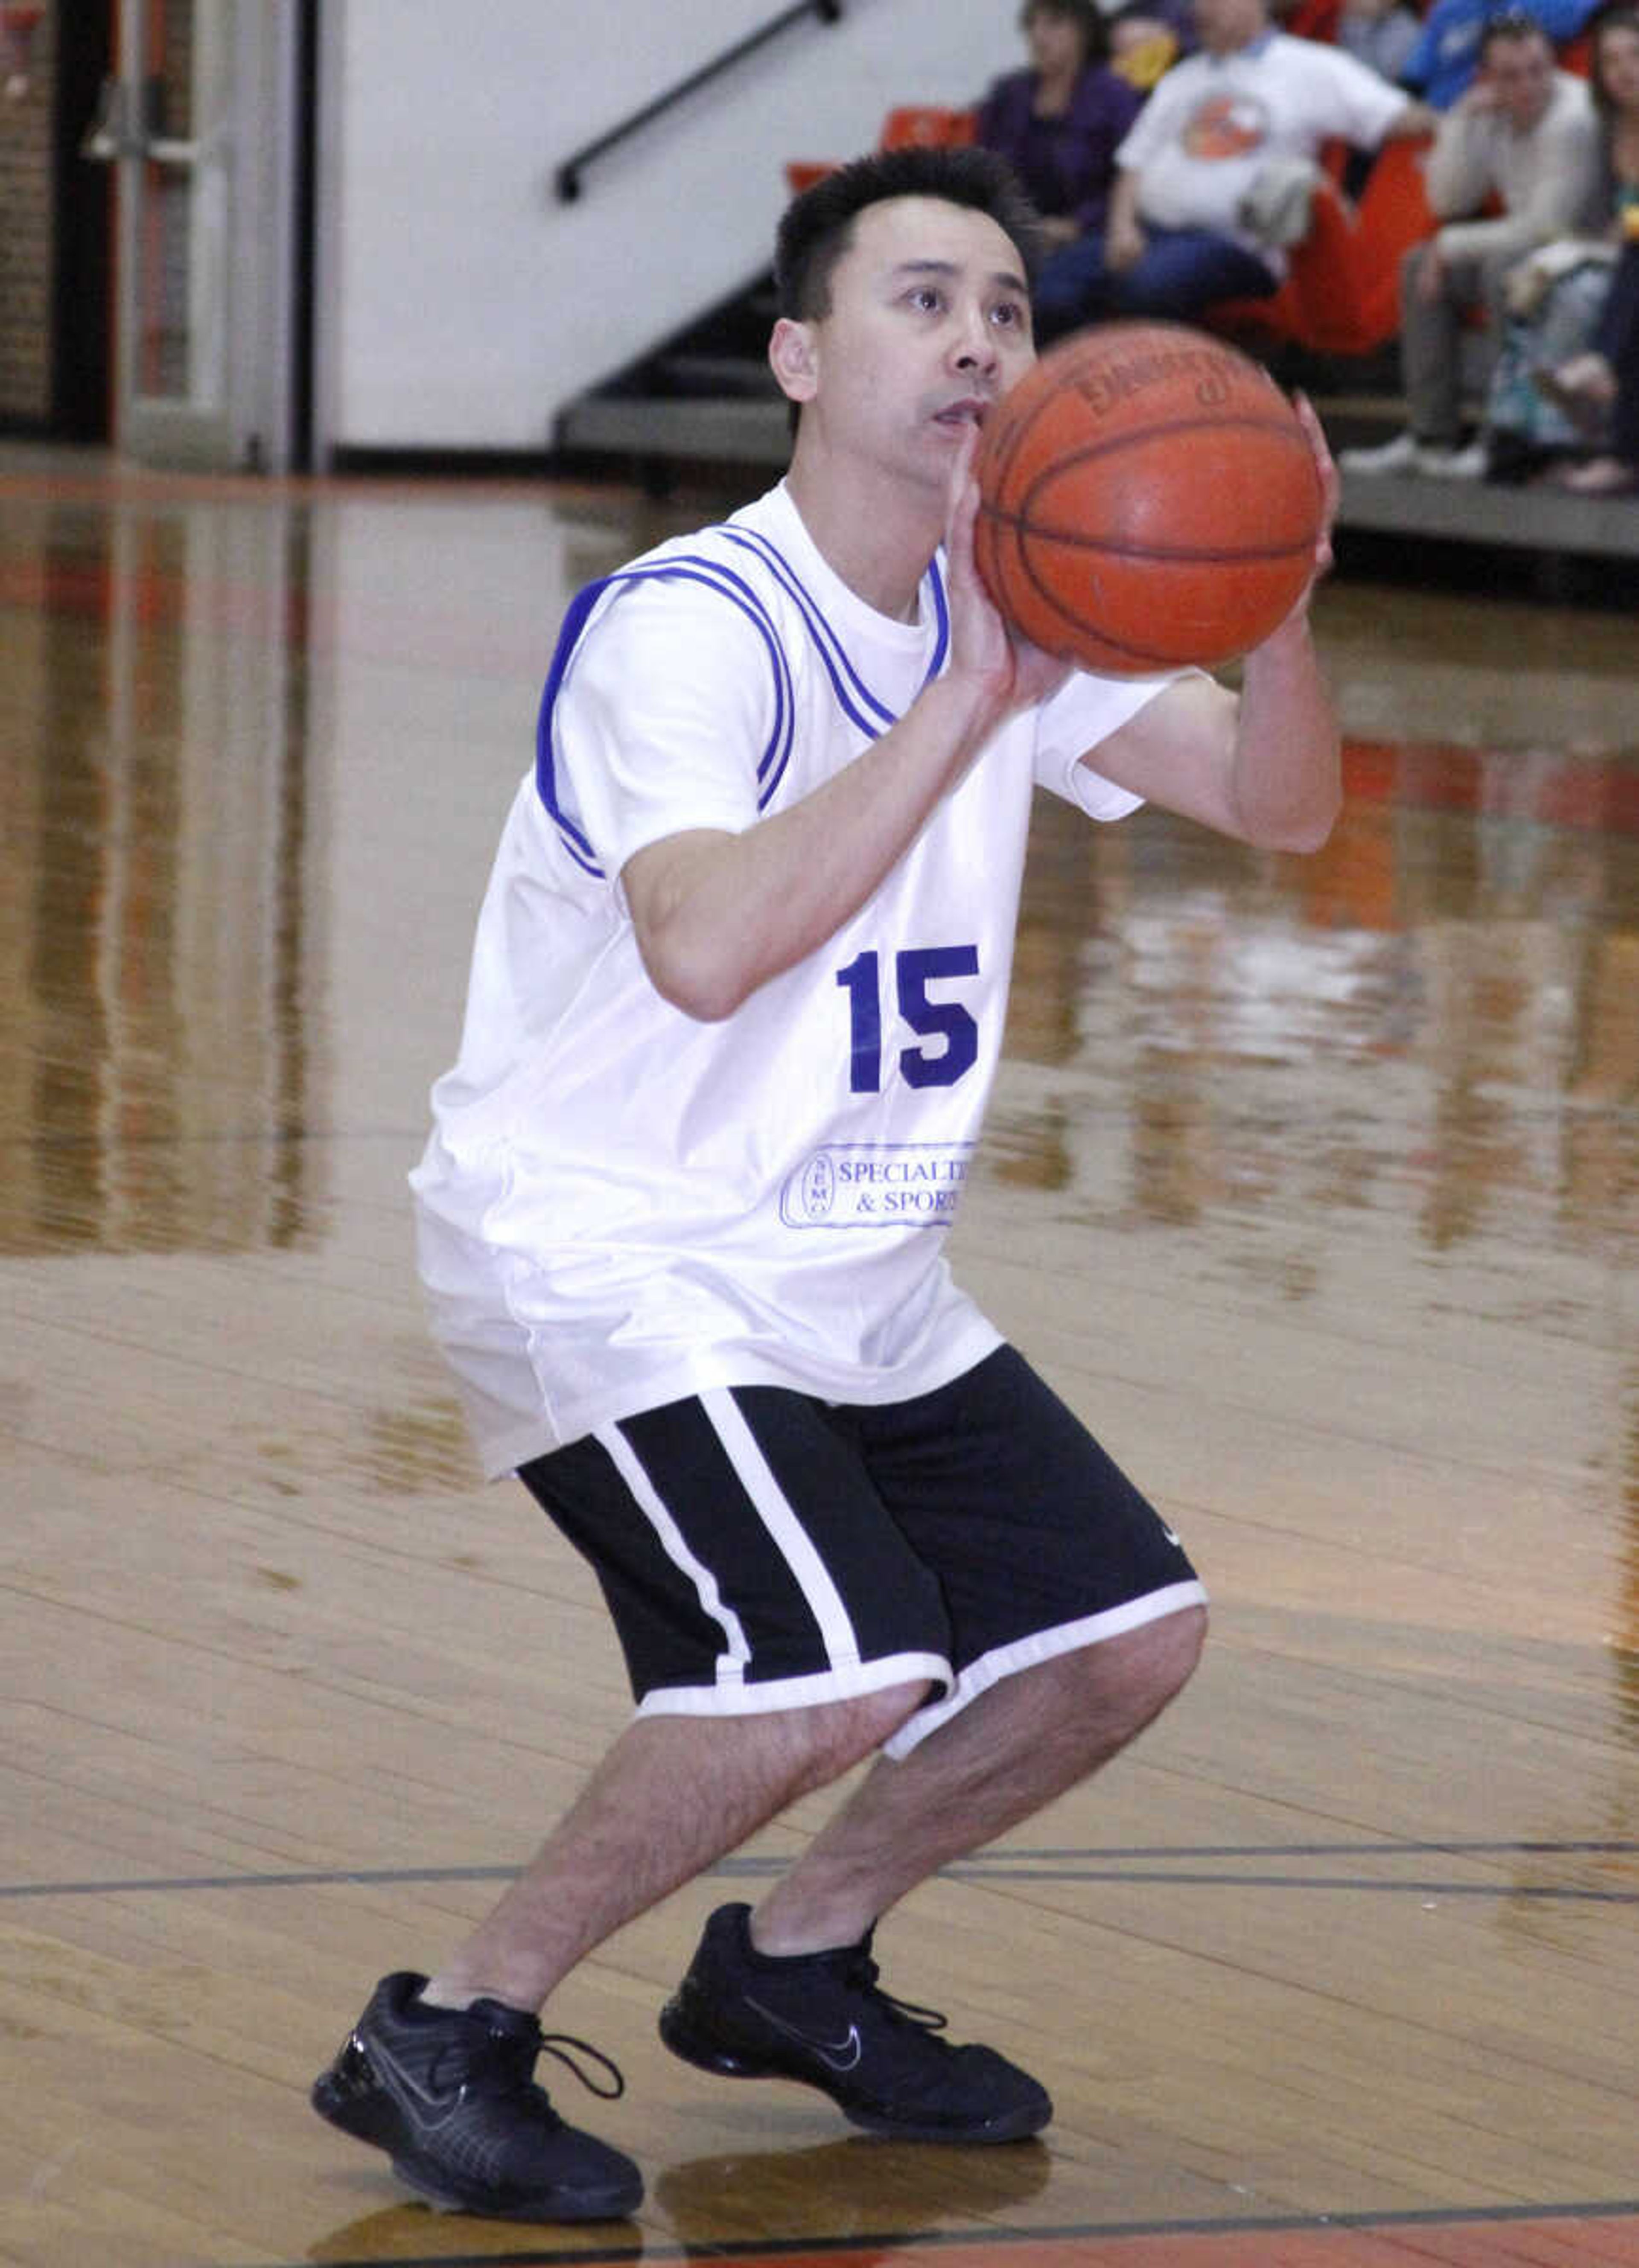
[835,945,981,1094]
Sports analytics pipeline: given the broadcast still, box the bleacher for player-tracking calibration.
[556,6,1639,572]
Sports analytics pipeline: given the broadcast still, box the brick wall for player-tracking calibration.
[0,2,56,425]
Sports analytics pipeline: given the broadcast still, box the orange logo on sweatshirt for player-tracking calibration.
[1182,92,1269,159]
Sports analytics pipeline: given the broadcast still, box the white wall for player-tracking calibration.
[316,0,1013,454]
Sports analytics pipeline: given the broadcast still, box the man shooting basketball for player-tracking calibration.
[312,144,1341,2223]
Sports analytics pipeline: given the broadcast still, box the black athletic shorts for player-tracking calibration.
[516,1345,1204,1758]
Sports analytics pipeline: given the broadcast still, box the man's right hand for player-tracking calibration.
[1105,216,1147,272]
[943,426,1071,723]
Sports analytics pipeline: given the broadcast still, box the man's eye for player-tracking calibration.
[909,286,944,312]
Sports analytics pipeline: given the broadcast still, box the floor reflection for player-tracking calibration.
[1,490,320,1254]
[2,441,1635,1733]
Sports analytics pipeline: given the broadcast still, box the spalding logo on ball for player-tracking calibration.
[974,321,1323,676]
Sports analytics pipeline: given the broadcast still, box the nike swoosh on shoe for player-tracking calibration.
[373,2047,472,2131]
[744,1998,864,2072]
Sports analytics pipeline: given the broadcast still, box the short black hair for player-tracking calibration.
[1477,6,1554,58]
[773,145,1046,324]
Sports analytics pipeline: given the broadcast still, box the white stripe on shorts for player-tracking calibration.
[594,1418,753,1687]
[698,1384,865,1675]
[634,1649,953,1725]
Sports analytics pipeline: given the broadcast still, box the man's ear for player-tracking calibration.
[770,317,819,405]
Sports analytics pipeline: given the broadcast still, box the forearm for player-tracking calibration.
[1227,613,1341,853]
[1437,210,1540,266]
[1107,166,1143,242]
[1423,117,1489,219]
[624,672,1009,1020]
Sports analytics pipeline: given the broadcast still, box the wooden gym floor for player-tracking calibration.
[0,444,1635,2268]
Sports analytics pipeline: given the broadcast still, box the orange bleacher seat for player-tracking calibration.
[879,105,977,150]
[785,105,975,198]
[1208,134,1436,357]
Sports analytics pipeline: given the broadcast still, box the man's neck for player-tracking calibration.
[784,448,941,623]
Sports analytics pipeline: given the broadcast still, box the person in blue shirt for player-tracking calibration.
[1402,0,1603,108]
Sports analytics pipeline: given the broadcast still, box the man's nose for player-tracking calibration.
[951,306,998,370]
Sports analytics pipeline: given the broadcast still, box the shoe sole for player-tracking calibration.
[389,2154,643,2221]
[312,2069,643,2221]
[657,2003,1051,2144]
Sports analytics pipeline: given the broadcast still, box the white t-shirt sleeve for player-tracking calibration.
[1032,667,1187,819]
[1115,63,1192,172]
[550,573,778,879]
[1302,41,1411,148]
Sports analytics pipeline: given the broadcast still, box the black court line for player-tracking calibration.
[4,1841,1634,1904]
[255,2196,1639,2268]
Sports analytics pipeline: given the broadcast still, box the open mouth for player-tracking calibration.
[934,400,989,430]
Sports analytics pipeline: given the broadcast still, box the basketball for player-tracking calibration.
[973,321,1324,676]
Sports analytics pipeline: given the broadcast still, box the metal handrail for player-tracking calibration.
[554,0,843,203]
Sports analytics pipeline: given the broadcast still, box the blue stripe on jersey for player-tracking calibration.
[535,558,794,876]
[534,522,950,871]
[720,527,951,738]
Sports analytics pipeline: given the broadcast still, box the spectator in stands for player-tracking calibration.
[1107,0,1200,90]
[1401,0,1604,110]
[1534,3,1639,488]
[1472,3,1639,477]
[1532,247,1639,488]
[1341,12,1603,475]
[1338,0,1423,87]
[1032,0,1434,338]
[975,0,1145,257]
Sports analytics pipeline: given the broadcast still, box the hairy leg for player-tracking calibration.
[750,1605,1207,1955]
[421,1680,926,2014]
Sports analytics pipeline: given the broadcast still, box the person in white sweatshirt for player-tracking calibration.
[1342,8,1604,475]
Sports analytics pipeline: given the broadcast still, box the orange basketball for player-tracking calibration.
[973,321,1323,676]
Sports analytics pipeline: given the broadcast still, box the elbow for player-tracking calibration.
[1240,780,1342,856]
[1277,808,1341,856]
[637,933,751,1024]
[1263,790,1342,856]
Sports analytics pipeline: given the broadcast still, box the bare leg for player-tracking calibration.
[750,1606,1206,1955]
[422,1679,926,2013]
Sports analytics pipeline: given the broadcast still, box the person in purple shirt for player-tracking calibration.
[974,0,1146,256]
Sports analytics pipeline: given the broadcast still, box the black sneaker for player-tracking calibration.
[657,1904,1051,2143]
[311,1971,642,2221]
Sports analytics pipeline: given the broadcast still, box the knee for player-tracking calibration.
[790,1678,928,1793]
[1064,1601,1207,1727]
[1399,241,1433,308]
[1147,1601,1208,1701]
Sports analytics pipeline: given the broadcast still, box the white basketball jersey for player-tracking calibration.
[411,481,1169,1474]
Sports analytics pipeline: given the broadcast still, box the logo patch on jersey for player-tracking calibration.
[780,1142,975,1229]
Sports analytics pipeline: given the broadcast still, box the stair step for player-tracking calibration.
[557,393,789,466]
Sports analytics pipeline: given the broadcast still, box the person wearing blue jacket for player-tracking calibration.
[1402,0,1603,108]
